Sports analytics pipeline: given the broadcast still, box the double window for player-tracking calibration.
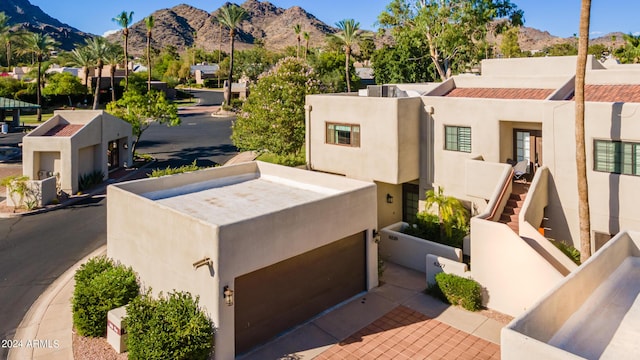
[445,126,471,153]
[326,123,360,147]
[594,139,640,175]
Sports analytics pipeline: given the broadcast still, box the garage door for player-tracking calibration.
[235,232,366,355]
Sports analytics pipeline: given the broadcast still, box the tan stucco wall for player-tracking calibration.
[502,231,640,359]
[424,96,545,200]
[107,162,378,360]
[375,181,403,228]
[22,110,132,193]
[480,55,603,77]
[470,218,565,316]
[306,95,421,184]
[542,101,640,248]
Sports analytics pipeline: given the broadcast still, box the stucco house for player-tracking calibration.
[107,161,378,359]
[305,55,640,317]
[22,110,132,194]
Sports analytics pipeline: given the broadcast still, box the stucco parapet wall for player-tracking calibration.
[502,231,640,360]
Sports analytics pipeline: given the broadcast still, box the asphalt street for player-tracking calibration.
[0,89,235,359]
[0,197,106,360]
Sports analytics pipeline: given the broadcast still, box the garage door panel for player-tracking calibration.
[235,232,366,354]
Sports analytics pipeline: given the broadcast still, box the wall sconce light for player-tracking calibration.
[123,143,128,149]
[223,286,234,306]
[192,257,212,270]
[386,194,394,204]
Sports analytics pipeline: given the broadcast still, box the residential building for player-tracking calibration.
[305,55,640,316]
[22,110,132,194]
[107,161,378,359]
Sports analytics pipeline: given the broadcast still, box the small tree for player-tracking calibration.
[42,72,86,106]
[423,186,468,240]
[106,89,180,154]
[232,57,320,156]
[500,27,521,58]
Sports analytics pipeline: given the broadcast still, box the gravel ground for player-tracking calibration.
[73,332,128,360]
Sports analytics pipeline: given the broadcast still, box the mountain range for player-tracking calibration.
[0,0,627,57]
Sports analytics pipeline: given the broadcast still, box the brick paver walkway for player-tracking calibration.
[316,306,500,360]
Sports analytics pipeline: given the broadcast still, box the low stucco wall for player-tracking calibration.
[425,254,470,286]
[380,222,463,272]
[502,231,640,359]
[466,160,512,220]
[5,176,56,208]
[470,218,565,316]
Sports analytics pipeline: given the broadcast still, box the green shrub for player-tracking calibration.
[428,273,482,311]
[126,291,214,360]
[78,170,105,191]
[72,257,139,337]
[149,160,203,177]
[256,151,305,167]
[551,240,581,265]
[402,212,467,248]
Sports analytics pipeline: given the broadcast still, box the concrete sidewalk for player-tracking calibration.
[239,262,509,360]
[8,246,106,360]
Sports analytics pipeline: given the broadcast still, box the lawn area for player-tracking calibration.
[16,111,55,125]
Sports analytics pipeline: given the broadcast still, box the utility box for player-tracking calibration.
[106,305,128,353]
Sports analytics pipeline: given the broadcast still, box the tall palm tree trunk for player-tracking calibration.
[576,0,592,263]
[110,67,116,103]
[147,36,152,92]
[345,46,351,93]
[226,29,235,107]
[36,57,42,121]
[93,63,103,110]
[124,33,129,90]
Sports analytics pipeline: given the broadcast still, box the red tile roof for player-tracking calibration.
[42,124,84,137]
[580,85,640,103]
[444,87,554,100]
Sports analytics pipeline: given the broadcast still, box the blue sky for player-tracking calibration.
[28,0,640,39]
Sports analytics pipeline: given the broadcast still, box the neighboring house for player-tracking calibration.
[190,64,219,85]
[107,161,378,359]
[223,80,249,103]
[45,64,80,77]
[305,55,640,316]
[11,67,31,81]
[22,110,132,194]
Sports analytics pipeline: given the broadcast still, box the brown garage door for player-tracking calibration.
[235,232,366,355]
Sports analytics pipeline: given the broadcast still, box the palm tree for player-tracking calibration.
[575,0,592,263]
[217,4,247,107]
[293,23,301,58]
[334,19,361,93]
[18,33,57,121]
[423,186,468,241]
[113,11,134,90]
[85,37,110,109]
[145,15,155,92]
[104,44,123,103]
[303,31,310,61]
[68,47,94,94]
[0,12,15,67]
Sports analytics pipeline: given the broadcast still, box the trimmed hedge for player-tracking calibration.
[72,257,139,337]
[126,291,214,360]
[428,273,482,311]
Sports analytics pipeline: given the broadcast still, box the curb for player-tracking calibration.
[7,245,107,360]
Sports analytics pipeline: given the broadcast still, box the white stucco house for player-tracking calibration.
[305,55,640,317]
[107,161,378,359]
[22,110,132,194]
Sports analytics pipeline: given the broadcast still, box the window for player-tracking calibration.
[445,126,471,152]
[326,123,360,147]
[594,139,640,175]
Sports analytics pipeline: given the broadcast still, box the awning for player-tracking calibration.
[0,97,40,109]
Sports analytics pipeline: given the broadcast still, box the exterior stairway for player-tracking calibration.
[498,182,529,232]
